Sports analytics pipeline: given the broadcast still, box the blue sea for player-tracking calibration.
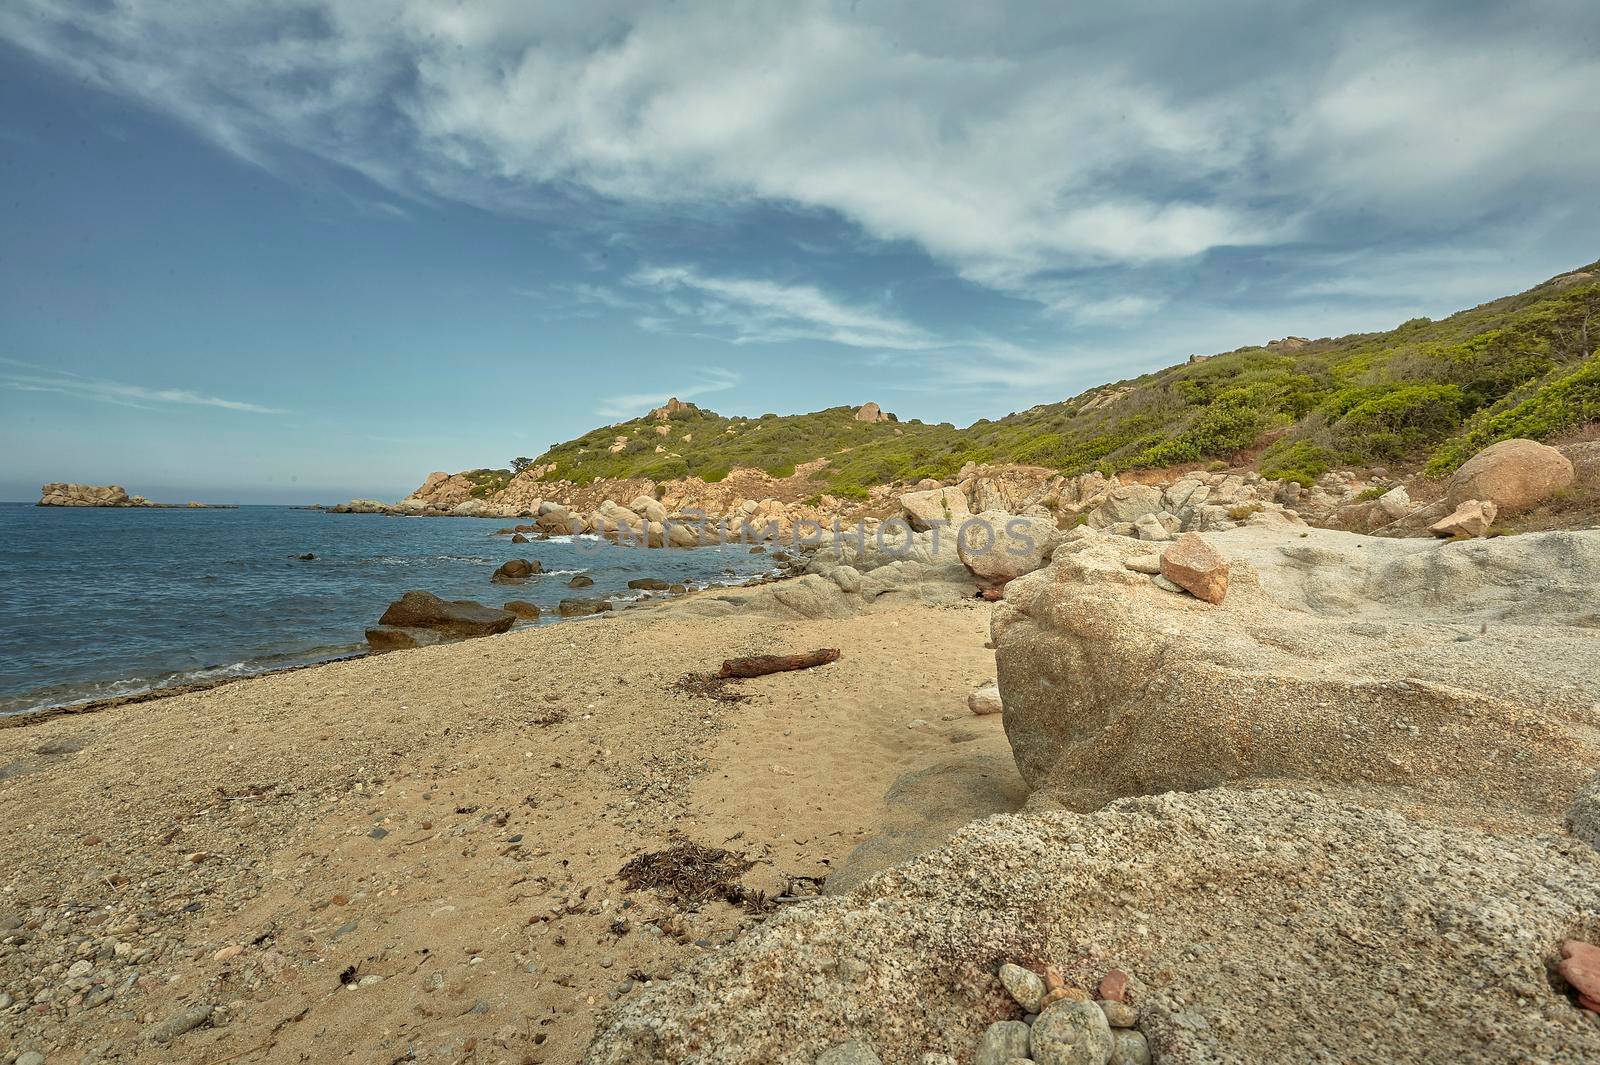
[0,503,777,715]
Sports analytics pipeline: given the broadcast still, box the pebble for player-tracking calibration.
[998,962,1046,1013]
[1109,1028,1152,1065]
[1098,1000,1138,1027]
[1097,969,1129,1003]
[17,1052,46,1065]
[147,1003,213,1043]
[213,945,245,962]
[1030,999,1113,1065]
[816,1039,882,1065]
[975,1020,1031,1064]
[0,991,13,1009]
[1041,986,1089,1009]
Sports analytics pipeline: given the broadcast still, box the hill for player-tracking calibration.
[478,261,1600,500]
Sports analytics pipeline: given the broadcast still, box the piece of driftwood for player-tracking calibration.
[717,648,841,679]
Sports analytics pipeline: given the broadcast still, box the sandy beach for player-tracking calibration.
[0,594,1018,1064]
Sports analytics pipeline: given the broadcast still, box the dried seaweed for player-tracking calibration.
[618,843,757,908]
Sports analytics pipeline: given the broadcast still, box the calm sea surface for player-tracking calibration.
[0,503,776,715]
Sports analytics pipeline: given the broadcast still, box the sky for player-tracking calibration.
[1,1,1597,504]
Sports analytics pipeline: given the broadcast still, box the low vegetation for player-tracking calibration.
[522,263,1599,495]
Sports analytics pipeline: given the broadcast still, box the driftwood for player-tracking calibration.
[717,648,841,679]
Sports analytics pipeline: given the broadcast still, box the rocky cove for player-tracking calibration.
[1,436,1598,1064]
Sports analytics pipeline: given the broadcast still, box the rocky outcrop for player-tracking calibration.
[38,483,135,507]
[853,402,895,423]
[991,527,1600,817]
[649,397,694,420]
[585,789,1600,1064]
[1446,438,1574,512]
[365,591,516,650]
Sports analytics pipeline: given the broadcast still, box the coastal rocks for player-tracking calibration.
[627,578,671,591]
[585,789,1600,1064]
[1430,498,1498,538]
[38,483,135,507]
[367,591,516,652]
[900,488,972,531]
[957,512,1059,589]
[400,471,475,511]
[491,558,543,582]
[992,527,1600,816]
[558,598,614,617]
[331,498,389,514]
[1447,438,1574,512]
[503,600,541,620]
[969,682,1003,716]
[1158,533,1229,604]
[569,574,595,588]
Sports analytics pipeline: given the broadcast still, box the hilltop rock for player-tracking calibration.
[584,789,1600,1064]
[650,397,693,420]
[853,402,895,423]
[38,483,137,507]
[1447,438,1574,512]
[992,527,1600,816]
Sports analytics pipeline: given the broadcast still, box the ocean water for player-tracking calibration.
[0,503,777,715]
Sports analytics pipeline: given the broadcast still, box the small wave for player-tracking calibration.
[364,554,497,566]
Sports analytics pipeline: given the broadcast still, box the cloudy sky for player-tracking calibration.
[1,1,1597,502]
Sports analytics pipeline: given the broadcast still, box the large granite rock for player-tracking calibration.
[1447,438,1574,512]
[899,487,972,531]
[584,789,1600,1064]
[957,511,1059,588]
[991,527,1600,817]
[367,591,516,650]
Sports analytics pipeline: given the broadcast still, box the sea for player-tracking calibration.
[0,502,778,716]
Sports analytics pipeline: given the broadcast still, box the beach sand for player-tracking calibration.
[0,596,1022,1064]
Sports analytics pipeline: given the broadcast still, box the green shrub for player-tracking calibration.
[1260,440,1332,486]
[1428,353,1600,472]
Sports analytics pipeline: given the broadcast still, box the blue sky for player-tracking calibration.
[1,1,1597,503]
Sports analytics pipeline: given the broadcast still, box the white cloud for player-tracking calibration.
[594,366,741,420]
[0,360,287,414]
[8,2,1591,309]
[628,266,937,349]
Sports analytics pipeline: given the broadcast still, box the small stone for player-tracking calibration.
[998,962,1046,1013]
[1043,964,1067,991]
[213,945,244,963]
[147,1004,213,1043]
[1098,1000,1137,1027]
[65,959,93,980]
[968,682,1003,716]
[1109,1028,1152,1065]
[975,1020,1031,1065]
[816,1039,882,1065]
[1097,968,1129,1003]
[1030,999,1113,1065]
[358,974,384,988]
[1041,986,1090,1009]
[17,1052,46,1065]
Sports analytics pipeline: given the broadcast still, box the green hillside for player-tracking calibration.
[525,262,1599,498]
